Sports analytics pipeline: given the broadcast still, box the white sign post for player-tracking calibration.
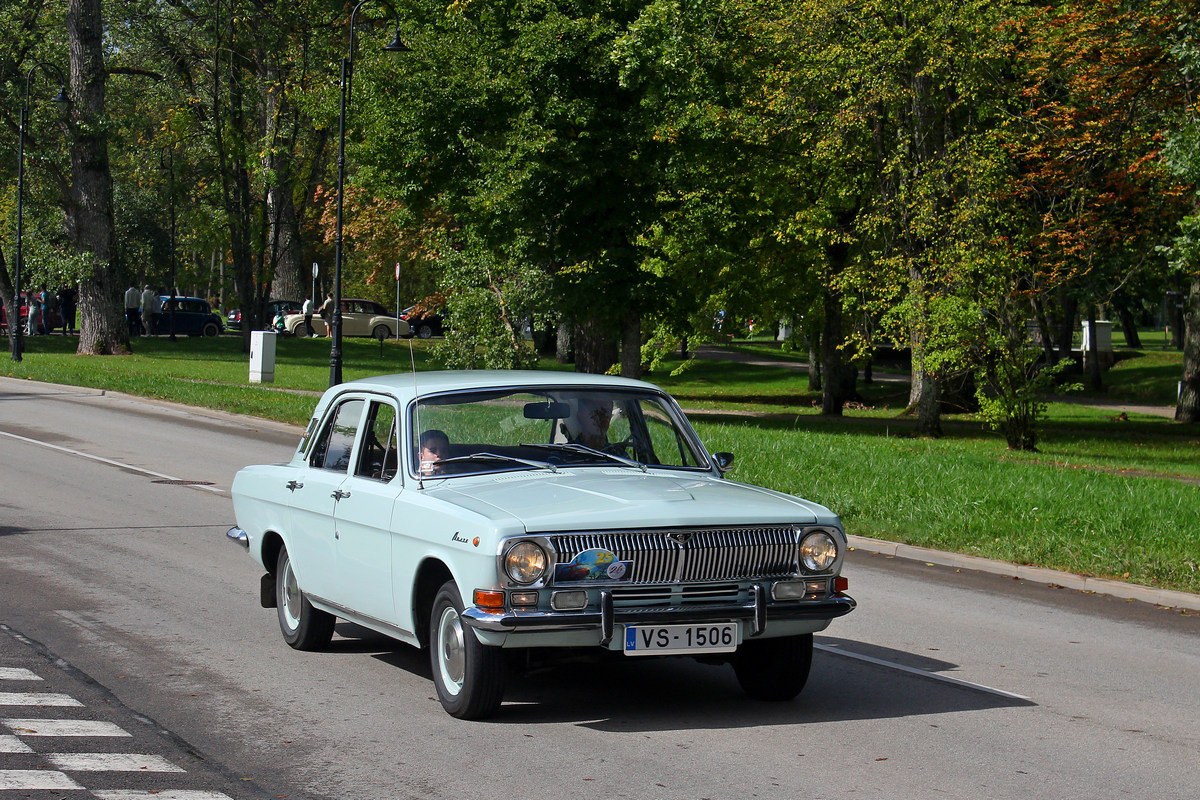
[311,262,319,303]
[394,262,401,340]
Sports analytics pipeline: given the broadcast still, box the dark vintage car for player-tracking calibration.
[151,296,224,337]
[227,300,302,332]
[399,305,448,339]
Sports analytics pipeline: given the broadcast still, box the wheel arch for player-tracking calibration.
[412,557,455,649]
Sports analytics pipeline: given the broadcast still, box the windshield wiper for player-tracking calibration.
[519,442,647,472]
[434,452,558,473]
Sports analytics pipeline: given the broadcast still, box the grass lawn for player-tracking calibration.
[5,331,1198,595]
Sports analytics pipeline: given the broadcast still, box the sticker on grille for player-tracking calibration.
[548,527,799,584]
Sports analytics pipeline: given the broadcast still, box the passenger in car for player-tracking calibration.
[563,397,613,450]
[419,429,451,475]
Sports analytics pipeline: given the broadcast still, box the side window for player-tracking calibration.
[309,399,364,472]
[355,401,399,481]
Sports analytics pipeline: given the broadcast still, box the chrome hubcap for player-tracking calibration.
[437,606,465,695]
[282,558,301,629]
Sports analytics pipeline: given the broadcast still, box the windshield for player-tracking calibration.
[411,387,707,477]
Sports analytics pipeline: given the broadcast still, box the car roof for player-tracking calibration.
[328,370,665,402]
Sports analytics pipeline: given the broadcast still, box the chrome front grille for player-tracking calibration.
[547,526,799,585]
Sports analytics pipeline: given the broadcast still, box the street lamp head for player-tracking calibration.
[383,28,411,52]
[53,85,69,105]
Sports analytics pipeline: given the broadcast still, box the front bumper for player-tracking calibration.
[462,584,856,646]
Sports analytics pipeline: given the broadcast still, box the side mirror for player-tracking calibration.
[712,452,734,473]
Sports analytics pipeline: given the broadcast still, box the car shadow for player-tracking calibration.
[336,622,1035,729]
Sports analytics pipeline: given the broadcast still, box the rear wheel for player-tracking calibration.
[416,323,434,339]
[429,580,506,719]
[275,547,335,650]
[732,633,813,701]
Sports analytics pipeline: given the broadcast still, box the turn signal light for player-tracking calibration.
[473,589,505,610]
[833,577,849,593]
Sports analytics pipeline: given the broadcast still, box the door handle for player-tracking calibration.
[286,480,304,492]
[331,489,351,500]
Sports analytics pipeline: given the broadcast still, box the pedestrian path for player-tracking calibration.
[0,634,237,799]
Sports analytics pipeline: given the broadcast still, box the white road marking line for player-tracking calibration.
[44,753,185,772]
[0,769,84,790]
[2,718,130,737]
[815,643,1032,701]
[0,430,225,494]
[0,669,40,682]
[0,692,83,707]
[93,792,236,800]
[0,735,33,754]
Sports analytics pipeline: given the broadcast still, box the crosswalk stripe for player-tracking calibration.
[0,669,40,682]
[92,792,236,800]
[0,692,82,707]
[44,752,185,772]
[2,718,131,737]
[0,735,33,754]
[0,769,85,790]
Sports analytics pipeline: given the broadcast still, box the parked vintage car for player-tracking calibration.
[150,296,224,337]
[228,371,855,718]
[399,304,448,339]
[283,298,408,339]
[227,299,302,332]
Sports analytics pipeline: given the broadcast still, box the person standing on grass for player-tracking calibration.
[124,284,142,336]
[25,294,41,336]
[302,296,316,337]
[318,293,333,338]
[57,286,77,335]
[140,285,156,337]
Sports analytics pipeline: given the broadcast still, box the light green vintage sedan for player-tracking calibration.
[228,370,855,718]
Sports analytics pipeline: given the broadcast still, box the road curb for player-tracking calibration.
[848,534,1200,612]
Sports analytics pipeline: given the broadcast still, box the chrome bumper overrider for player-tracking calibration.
[226,526,249,549]
[462,586,856,645]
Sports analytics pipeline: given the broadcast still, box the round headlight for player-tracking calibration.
[503,541,548,585]
[799,531,838,572]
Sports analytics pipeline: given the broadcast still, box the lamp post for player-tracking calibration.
[330,0,408,387]
[9,63,66,363]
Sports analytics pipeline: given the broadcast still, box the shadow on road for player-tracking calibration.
[333,622,1035,729]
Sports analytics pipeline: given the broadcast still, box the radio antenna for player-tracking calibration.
[408,335,424,489]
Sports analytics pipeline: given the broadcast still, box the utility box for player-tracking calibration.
[250,330,277,383]
[1081,320,1114,370]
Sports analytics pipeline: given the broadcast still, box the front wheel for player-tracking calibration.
[732,633,813,701]
[372,324,392,341]
[202,321,220,337]
[429,580,506,719]
[275,547,335,650]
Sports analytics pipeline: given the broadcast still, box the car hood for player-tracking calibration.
[431,469,834,532]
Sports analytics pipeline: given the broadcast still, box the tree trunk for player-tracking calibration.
[620,310,641,378]
[1114,302,1141,349]
[263,62,303,304]
[1056,290,1078,365]
[573,318,618,375]
[807,328,822,392]
[1,248,18,357]
[67,0,130,356]
[1176,275,1199,422]
[820,287,856,415]
[1085,303,1103,391]
[556,320,572,363]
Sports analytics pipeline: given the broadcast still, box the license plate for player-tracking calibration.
[623,622,738,655]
